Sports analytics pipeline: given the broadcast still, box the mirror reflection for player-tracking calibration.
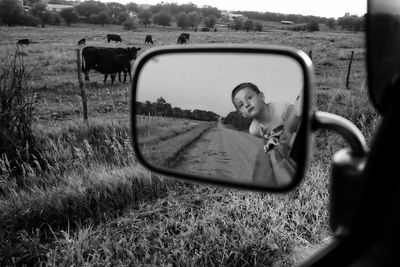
[135,52,304,188]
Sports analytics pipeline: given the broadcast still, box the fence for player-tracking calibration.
[308,48,365,90]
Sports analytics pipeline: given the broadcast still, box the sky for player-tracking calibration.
[100,0,367,19]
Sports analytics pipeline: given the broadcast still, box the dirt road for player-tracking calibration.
[174,121,264,183]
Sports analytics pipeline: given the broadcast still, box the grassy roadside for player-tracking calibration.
[0,116,211,265]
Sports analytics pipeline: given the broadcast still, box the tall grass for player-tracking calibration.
[1,116,200,265]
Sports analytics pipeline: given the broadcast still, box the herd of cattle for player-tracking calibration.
[16,32,192,84]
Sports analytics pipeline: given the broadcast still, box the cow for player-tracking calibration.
[77,38,86,46]
[17,39,30,46]
[106,34,122,43]
[93,54,133,84]
[81,46,141,84]
[177,35,186,44]
[201,27,210,32]
[145,35,153,45]
[180,33,190,40]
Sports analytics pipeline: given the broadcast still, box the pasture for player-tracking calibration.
[0,24,375,266]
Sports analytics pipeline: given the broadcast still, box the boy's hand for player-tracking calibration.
[264,138,279,152]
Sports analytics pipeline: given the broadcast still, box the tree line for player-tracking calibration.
[0,0,365,32]
[136,97,219,122]
[222,111,252,131]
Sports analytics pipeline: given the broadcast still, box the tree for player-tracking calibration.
[326,17,336,30]
[306,20,319,31]
[53,13,62,25]
[244,19,254,32]
[0,0,23,26]
[233,17,243,31]
[30,3,47,18]
[74,0,107,21]
[187,11,201,30]
[41,11,55,25]
[17,13,40,26]
[126,2,139,13]
[203,15,216,28]
[123,17,136,30]
[106,2,126,23]
[25,0,41,6]
[254,21,263,32]
[97,11,109,26]
[139,10,151,27]
[175,11,188,29]
[31,3,52,26]
[200,5,221,18]
[153,11,172,27]
[337,14,364,31]
[60,8,77,26]
[117,12,129,24]
[172,107,183,118]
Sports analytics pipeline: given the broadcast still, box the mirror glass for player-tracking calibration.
[134,52,304,189]
[368,0,400,113]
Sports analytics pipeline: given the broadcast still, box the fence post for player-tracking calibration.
[76,49,88,121]
[346,50,354,89]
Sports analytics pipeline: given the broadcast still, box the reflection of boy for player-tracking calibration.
[231,82,299,187]
[232,82,295,152]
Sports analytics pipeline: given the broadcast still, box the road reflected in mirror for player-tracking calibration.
[134,52,304,189]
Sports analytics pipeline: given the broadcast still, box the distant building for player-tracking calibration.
[281,20,294,25]
[17,0,30,12]
[46,4,73,12]
[220,11,248,22]
[229,14,248,22]
[129,11,139,24]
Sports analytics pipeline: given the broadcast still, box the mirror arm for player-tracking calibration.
[311,111,368,157]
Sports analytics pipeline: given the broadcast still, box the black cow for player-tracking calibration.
[82,46,141,84]
[201,27,210,32]
[145,35,153,45]
[177,35,186,44]
[180,33,190,40]
[77,38,86,46]
[17,39,30,46]
[106,34,122,43]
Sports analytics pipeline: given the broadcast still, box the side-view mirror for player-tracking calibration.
[130,45,314,191]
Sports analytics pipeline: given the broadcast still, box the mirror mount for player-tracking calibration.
[312,111,368,238]
[312,111,368,157]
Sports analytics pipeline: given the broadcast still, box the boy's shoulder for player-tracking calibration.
[249,119,262,137]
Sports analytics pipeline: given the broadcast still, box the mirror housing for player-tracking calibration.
[130,45,315,192]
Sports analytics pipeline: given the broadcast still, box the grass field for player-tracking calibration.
[0,23,377,266]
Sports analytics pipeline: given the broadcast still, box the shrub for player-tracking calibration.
[17,13,41,26]
[123,18,137,30]
[254,21,263,32]
[306,20,320,32]
[287,24,307,32]
[0,50,40,179]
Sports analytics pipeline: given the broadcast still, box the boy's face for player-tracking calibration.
[233,87,265,118]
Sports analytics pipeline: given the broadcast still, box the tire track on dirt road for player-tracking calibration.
[173,121,264,183]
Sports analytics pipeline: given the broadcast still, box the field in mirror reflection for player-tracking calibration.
[136,52,304,188]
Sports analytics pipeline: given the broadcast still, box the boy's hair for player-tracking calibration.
[231,82,261,108]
